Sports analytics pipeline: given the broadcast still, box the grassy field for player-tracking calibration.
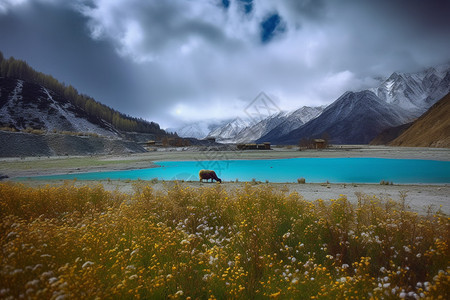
[0,182,448,299]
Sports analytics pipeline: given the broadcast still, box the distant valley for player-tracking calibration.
[1,49,449,159]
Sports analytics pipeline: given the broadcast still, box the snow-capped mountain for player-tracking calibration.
[0,78,117,136]
[206,117,251,143]
[257,106,325,143]
[205,105,325,143]
[256,63,450,145]
[258,91,411,145]
[370,64,450,116]
[208,64,449,145]
[232,111,288,143]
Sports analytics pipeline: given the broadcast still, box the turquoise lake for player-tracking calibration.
[26,158,450,184]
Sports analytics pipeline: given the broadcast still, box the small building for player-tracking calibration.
[237,142,271,150]
[313,139,326,149]
[146,140,156,146]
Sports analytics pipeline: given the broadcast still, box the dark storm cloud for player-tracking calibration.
[1,0,449,128]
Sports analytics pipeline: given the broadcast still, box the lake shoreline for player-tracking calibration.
[1,146,449,214]
[1,145,450,179]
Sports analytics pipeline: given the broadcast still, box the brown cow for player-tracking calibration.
[199,169,222,183]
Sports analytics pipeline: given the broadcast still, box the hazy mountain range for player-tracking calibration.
[173,63,450,145]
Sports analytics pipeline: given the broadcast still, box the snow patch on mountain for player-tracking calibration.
[206,105,326,143]
[206,117,251,143]
[370,64,450,117]
[0,78,117,137]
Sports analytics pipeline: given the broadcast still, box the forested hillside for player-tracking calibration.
[0,51,164,135]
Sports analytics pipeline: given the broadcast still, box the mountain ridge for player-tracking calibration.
[258,91,410,144]
[388,93,450,148]
[0,51,166,136]
[205,105,325,143]
[257,63,450,145]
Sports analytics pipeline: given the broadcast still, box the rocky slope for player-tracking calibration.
[369,123,413,146]
[0,77,117,136]
[0,76,175,156]
[389,93,450,148]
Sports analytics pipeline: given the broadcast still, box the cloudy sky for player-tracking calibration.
[1,0,450,129]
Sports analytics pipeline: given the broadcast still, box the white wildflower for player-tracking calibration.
[26,280,39,288]
[12,269,23,275]
[48,277,58,284]
[82,261,94,269]
[7,232,17,239]
[202,274,211,281]
[41,271,53,278]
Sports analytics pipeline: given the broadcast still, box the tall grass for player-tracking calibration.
[0,182,448,299]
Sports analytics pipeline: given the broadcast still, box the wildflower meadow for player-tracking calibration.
[0,182,448,299]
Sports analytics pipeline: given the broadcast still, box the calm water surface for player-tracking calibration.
[26,158,450,184]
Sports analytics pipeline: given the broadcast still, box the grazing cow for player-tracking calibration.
[199,169,222,183]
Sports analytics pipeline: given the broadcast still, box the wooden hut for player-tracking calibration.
[313,139,326,149]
